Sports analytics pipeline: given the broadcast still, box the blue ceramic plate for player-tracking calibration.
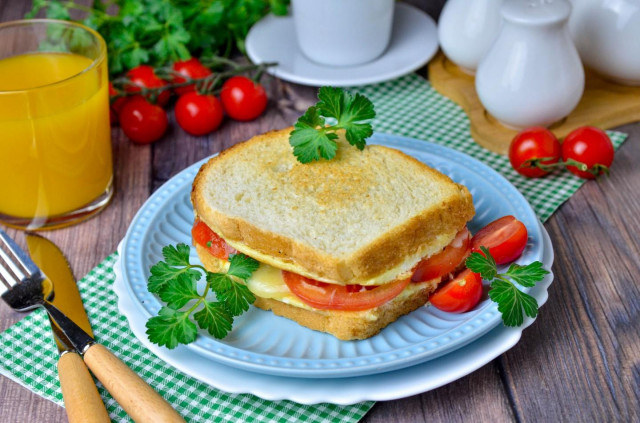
[118,133,544,378]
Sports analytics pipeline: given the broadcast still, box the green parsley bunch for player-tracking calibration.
[145,244,259,349]
[27,0,289,76]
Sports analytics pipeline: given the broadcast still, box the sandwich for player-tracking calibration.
[191,127,475,340]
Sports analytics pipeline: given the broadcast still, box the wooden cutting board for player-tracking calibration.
[428,52,640,155]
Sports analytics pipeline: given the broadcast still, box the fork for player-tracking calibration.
[0,229,185,423]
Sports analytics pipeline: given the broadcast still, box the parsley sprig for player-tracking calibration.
[289,87,376,163]
[466,247,549,327]
[145,243,258,349]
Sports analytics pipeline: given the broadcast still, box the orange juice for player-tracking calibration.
[0,52,112,221]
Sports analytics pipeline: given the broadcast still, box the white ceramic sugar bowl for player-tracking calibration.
[568,0,640,85]
[476,0,585,129]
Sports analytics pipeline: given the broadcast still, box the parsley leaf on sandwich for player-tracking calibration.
[466,247,549,327]
[289,87,376,163]
[145,243,259,349]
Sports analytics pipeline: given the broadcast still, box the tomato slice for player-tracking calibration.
[282,271,410,311]
[429,269,482,313]
[470,216,528,265]
[191,220,236,260]
[411,227,470,282]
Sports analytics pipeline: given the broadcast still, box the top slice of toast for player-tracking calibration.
[192,127,475,285]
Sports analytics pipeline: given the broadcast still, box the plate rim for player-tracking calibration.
[245,3,439,87]
[116,132,546,378]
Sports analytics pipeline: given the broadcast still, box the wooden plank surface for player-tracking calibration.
[1,1,639,422]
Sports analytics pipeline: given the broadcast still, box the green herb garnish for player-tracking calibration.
[289,87,376,163]
[27,0,290,75]
[466,247,549,327]
[145,243,258,349]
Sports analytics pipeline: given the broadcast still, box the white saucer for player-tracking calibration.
[245,3,439,87]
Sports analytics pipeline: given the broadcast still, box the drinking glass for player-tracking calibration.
[0,19,113,230]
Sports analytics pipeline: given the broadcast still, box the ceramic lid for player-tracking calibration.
[501,0,571,25]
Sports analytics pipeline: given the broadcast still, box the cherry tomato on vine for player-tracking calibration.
[561,126,614,179]
[172,58,212,95]
[508,127,561,178]
[126,65,171,106]
[220,76,267,121]
[429,269,483,313]
[471,216,528,265]
[119,96,168,144]
[175,92,224,136]
[108,82,127,125]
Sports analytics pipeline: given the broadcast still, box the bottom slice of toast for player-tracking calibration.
[253,280,439,340]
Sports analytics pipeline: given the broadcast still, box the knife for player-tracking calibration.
[26,233,111,423]
[26,234,185,423]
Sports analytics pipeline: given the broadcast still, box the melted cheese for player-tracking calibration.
[203,252,431,320]
[221,231,456,286]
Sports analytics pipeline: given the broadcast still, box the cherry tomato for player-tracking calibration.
[471,216,528,265]
[119,96,168,144]
[108,82,127,125]
[175,92,224,136]
[412,227,470,282]
[126,65,170,106]
[562,126,614,179]
[192,220,236,260]
[282,271,410,311]
[220,76,267,121]
[429,269,482,313]
[172,58,212,95]
[509,127,561,178]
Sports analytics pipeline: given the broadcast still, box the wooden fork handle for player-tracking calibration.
[83,344,185,423]
[58,351,111,423]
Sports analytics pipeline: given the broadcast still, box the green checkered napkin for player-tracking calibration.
[0,255,373,422]
[0,74,628,422]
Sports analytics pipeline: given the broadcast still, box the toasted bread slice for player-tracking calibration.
[195,243,439,340]
[192,127,474,286]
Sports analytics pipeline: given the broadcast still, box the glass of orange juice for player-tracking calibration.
[0,19,113,230]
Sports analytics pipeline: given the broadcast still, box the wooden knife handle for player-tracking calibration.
[58,351,111,423]
[83,344,185,423]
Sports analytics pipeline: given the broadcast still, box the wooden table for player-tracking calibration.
[1,1,639,422]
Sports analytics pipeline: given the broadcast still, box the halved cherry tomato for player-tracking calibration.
[471,216,528,265]
[191,220,236,260]
[282,271,410,311]
[429,269,482,313]
[412,227,470,282]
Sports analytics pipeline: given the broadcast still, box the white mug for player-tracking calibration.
[292,0,395,67]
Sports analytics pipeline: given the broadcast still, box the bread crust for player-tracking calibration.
[192,127,475,286]
[253,281,437,340]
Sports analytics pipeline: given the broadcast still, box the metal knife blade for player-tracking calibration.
[25,233,94,350]
[24,233,111,423]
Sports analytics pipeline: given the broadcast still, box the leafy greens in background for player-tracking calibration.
[27,0,290,75]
